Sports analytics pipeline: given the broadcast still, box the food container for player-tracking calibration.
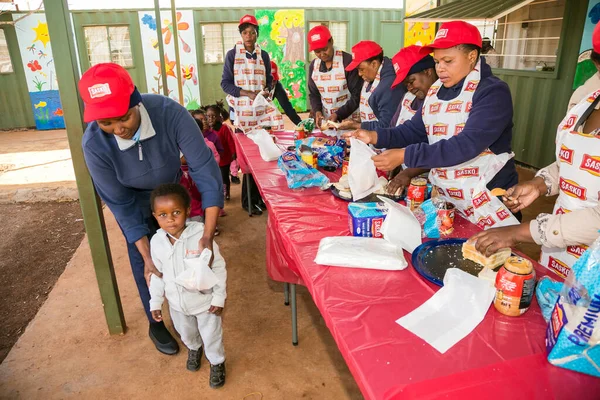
[494,256,536,316]
[341,157,349,176]
[437,202,455,235]
[406,177,427,210]
[348,202,388,238]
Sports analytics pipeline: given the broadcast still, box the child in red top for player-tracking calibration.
[207,102,237,200]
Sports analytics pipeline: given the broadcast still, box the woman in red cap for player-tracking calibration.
[307,25,362,129]
[338,40,404,131]
[79,63,223,357]
[471,23,600,279]
[220,14,279,215]
[387,45,438,194]
[348,21,520,228]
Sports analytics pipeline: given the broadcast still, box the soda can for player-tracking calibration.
[494,256,536,317]
[437,202,455,235]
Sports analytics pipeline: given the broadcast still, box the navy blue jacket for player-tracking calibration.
[221,46,273,98]
[82,95,224,244]
[375,58,518,190]
[361,57,405,131]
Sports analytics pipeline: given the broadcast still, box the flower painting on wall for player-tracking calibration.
[139,10,201,110]
[14,15,65,130]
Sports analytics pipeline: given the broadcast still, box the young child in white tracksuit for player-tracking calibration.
[148,183,227,388]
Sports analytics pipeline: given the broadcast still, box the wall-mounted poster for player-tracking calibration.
[573,1,600,90]
[255,9,307,112]
[404,0,436,47]
[138,10,201,109]
[14,14,65,130]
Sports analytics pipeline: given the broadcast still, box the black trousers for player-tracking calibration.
[274,81,302,125]
[241,173,262,209]
[220,164,230,196]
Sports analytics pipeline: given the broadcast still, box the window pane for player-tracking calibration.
[108,26,133,67]
[330,22,347,52]
[202,24,223,64]
[84,26,111,66]
[0,30,13,74]
[223,23,240,56]
[494,0,565,71]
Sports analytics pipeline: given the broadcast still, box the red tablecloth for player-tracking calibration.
[233,130,600,400]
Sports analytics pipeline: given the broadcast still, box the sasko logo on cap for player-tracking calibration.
[88,83,111,99]
[242,16,252,22]
[435,29,448,40]
[393,63,400,73]
[311,34,321,41]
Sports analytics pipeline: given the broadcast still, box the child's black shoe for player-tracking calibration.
[209,362,226,388]
[186,347,202,371]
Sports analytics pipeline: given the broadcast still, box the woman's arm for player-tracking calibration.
[530,206,600,248]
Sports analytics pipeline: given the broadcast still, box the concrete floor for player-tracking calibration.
[0,123,555,399]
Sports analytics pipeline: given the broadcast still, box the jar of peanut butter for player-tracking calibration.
[494,256,536,317]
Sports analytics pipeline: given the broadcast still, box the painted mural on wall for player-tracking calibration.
[256,9,307,112]
[14,14,65,130]
[138,10,201,109]
[404,0,436,46]
[574,1,600,90]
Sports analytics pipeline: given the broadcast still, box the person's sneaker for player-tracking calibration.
[231,175,241,184]
[149,321,179,355]
[209,362,226,388]
[186,348,202,371]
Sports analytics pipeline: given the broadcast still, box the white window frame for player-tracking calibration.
[201,22,242,65]
[486,0,566,73]
[83,25,134,68]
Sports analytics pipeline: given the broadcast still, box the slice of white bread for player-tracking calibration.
[321,120,341,131]
[462,241,511,269]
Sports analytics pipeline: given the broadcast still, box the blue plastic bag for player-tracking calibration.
[278,151,330,190]
[546,236,600,377]
[295,137,345,168]
[535,276,563,322]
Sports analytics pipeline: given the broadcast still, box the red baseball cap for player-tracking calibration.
[78,63,136,123]
[345,41,383,71]
[308,25,332,52]
[391,45,429,88]
[270,60,279,81]
[593,22,600,53]
[239,14,258,28]
[420,21,482,55]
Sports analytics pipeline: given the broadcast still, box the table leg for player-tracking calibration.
[245,174,252,217]
[291,283,298,346]
[284,282,290,306]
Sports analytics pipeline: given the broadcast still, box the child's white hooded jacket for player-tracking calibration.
[149,222,227,315]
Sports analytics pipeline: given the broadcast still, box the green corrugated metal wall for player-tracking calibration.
[71,10,148,93]
[194,8,404,105]
[0,14,35,130]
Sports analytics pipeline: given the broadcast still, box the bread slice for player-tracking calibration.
[321,120,341,131]
[462,241,511,269]
[490,188,507,197]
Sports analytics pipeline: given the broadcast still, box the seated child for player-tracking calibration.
[149,183,227,388]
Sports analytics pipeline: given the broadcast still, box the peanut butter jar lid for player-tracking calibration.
[504,256,533,275]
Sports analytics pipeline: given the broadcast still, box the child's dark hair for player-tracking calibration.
[190,109,205,117]
[150,183,191,211]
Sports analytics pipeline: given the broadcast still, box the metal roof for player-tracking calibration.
[405,0,535,22]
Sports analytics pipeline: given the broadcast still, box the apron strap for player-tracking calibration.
[574,95,600,131]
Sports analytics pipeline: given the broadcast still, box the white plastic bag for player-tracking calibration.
[378,196,422,252]
[247,129,282,161]
[396,268,496,353]
[314,236,408,271]
[175,249,219,291]
[348,138,381,200]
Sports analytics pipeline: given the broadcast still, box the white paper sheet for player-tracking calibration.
[378,196,422,253]
[348,138,381,200]
[396,268,496,353]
